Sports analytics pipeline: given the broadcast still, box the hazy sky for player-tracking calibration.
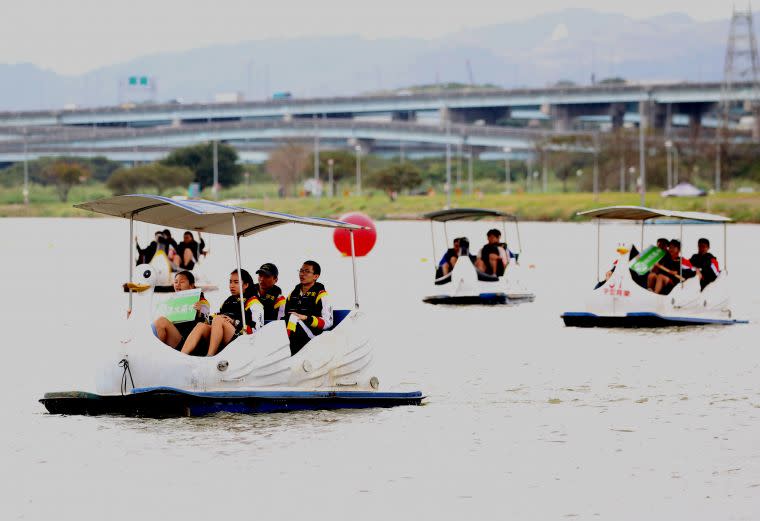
[1,0,737,75]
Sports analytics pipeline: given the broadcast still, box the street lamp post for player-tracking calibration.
[313,115,320,197]
[576,169,583,192]
[673,145,680,185]
[467,148,474,195]
[22,128,29,205]
[244,171,250,199]
[354,145,362,196]
[327,158,334,197]
[665,140,673,189]
[503,147,512,194]
[212,140,219,200]
[628,166,636,193]
[638,110,646,205]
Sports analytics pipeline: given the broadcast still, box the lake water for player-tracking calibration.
[4,218,759,520]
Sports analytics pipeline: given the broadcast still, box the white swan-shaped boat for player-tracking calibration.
[41,195,423,416]
[422,208,535,305]
[561,205,747,327]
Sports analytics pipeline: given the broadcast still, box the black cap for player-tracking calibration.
[256,263,278,277]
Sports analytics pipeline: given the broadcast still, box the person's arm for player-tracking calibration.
[274,295,286,320]
[308,289,333,330]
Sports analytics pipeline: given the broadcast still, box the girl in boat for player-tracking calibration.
[181,269,264,357]
[153,271,210,349]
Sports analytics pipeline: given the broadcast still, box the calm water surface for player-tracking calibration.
[3,218,759,520]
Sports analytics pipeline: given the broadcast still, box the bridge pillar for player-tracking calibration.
[391,111,416,122]
[681,103,707,139]
[551,105,573,132]
[610,103,626,130]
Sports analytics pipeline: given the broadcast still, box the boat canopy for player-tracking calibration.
[577,206,731,223]
[75,194,364,237]
[423,208,517,222]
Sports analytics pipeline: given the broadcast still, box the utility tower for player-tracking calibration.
[718,4,760,190]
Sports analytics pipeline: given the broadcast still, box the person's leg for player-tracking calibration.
[450,255,458,267]
[647,272,657,290]
[475,258,486,272]
[654,274,670,294]
[441,263,450,275]
[207,317,237,357]
[182,248,194,267]
[488,253,500,275]
[181,323,211,354]
[154,317,183,348]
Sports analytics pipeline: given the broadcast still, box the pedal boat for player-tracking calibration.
[561,205,747,328]
[421,208,535,305]
[41,195,423,417]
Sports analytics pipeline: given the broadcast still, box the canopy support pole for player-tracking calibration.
[724,222,728,273]
[128,213,134,316]
[443,221,449,247]
[430,220,437,271]
[349,229,359,309]
[596,218,600,282]
[679,220,684,283]
[640,221,644,252]
[514,219,523,256]
[232,214,247,334]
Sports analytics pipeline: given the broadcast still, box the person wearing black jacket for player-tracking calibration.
[253,263,286,321]
[174,231,207,270]
[284,260,333,356]
[135,231,167,264]
[181,269,264,357]
[690,238,721,290]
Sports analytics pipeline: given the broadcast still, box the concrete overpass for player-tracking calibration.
[0,119,601,164]
[0,82,756,135]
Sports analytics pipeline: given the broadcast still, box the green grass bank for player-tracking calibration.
[3,184,760,222]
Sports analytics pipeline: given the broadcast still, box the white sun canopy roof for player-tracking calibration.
[577,206,731,223]
[75,195,364,237]
[423,208,518,222]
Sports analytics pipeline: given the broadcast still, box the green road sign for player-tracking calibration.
[630,245,666,276]
[155,288,202,323]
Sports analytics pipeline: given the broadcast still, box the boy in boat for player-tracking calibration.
[153,271,210,350]
[253,262,286,321]
[284,260,333,356]
[689,238,721,290]
[476,229,509,276]
[647,239,696,294]
[438,237,461,276]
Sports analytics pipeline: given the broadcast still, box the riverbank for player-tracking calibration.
[3,191,760,221]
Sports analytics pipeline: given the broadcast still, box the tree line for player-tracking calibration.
[3,134,760,203]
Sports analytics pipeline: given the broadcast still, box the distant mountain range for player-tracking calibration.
[0,8,738,111]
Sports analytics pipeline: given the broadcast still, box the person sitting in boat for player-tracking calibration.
[181,269,264,357]
[475,229,509,276]
[689,238,721,290]
[153,271,210,350]
[253,262,286,321]
[438,237,461,276]
[284,260,333,356]
[170,231,206,271]
[135,230,168,264]
[647,239,696,294]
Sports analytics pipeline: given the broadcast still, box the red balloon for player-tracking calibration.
[333,212,377,257]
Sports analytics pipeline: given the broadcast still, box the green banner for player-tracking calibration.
[155,288,201,323]
[630,245,666,276]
